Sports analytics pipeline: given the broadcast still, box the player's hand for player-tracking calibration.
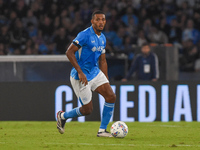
[121,78,127,82]
[78,72,88,86]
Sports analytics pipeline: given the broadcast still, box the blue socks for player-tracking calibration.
[62,102,115,130]
[100,102,115,129]
[63,107,83,119]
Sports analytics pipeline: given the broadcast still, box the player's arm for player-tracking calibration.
[66,43,88,85]
[99,53,109,79]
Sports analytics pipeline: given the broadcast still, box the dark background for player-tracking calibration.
[0,81,199,121]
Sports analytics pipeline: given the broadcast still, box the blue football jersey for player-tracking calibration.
[70,26,106,81]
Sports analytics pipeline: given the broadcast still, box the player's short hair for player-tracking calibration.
[92,10,105,19]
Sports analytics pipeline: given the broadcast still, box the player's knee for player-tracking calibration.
[111,94,116,103]
[106,93,116,103]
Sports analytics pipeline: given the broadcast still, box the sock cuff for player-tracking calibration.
[104,102,115,108]
[61,112,65,120]
[98,128,106,132]
[76,107,83,116]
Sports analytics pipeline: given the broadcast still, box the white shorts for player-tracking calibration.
[70,70,109,105]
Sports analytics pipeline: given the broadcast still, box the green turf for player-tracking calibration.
[0,121,200,150]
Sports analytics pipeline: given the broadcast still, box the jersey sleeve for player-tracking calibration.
[73,31,87,48]
[101,48,106,54]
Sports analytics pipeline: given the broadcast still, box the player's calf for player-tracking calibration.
[79,106,93,115]
[79,101,93,115]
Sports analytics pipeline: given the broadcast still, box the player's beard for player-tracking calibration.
[97,29,103,32]
[93,24,104,33]
[98,25,104,32]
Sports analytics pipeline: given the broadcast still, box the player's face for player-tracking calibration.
[91,14,106,32]
[141,45,150,55]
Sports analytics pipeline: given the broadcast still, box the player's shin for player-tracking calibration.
[61,107,83,120]
[99,102,115,131]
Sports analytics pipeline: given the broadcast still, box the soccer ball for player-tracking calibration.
[110,121,128,138]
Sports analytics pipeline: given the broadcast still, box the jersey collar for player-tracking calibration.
[90,26,101,36]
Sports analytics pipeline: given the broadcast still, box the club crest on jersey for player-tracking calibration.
[92,46,96,52]
[91,46,104,52]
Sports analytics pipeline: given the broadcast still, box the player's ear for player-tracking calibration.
[91,19,93,24]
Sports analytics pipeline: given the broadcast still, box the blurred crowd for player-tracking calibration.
[0,0,200,71]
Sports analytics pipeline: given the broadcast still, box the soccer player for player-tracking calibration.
[56,10,116,137]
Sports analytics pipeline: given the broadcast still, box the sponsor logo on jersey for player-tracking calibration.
[91,40,95,43]
[91,46,104,52]
[92,46,97,52]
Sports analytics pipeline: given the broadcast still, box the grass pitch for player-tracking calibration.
[0,121,200,150]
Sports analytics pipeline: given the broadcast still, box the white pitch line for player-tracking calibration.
[1,142,200,147]
[44,143,200,147]
[148,125,181,127]
[0,142,200,147]
[0,142,6,144]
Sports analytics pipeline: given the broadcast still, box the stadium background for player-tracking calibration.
[0,0,200,122]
